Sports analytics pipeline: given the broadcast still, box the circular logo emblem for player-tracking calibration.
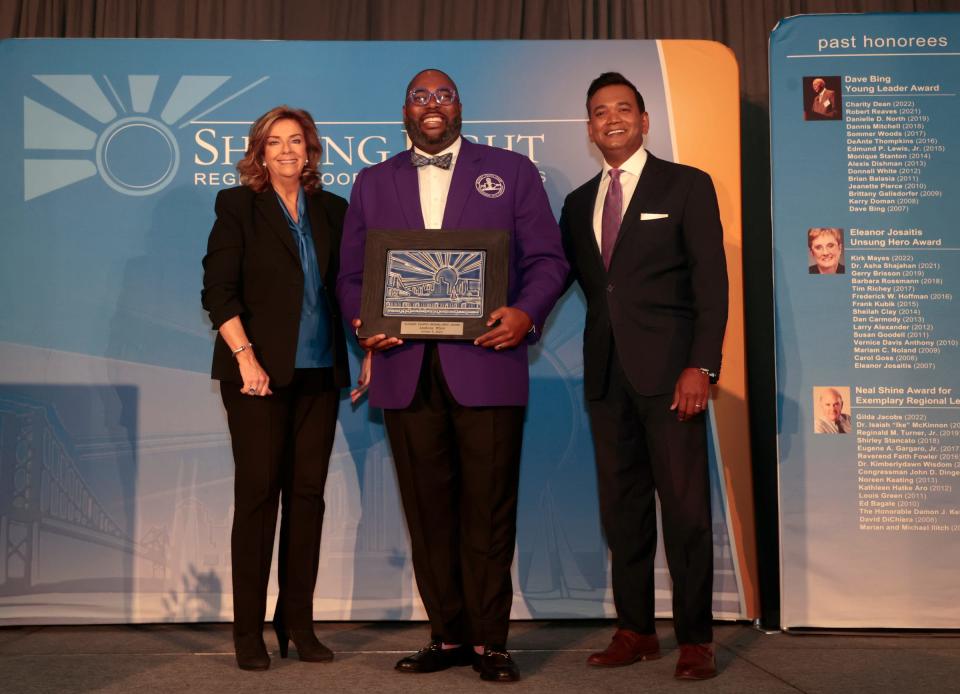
[95,116,180,196]
[475,173,505,199]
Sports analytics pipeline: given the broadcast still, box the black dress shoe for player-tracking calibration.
[234,635,270,671]
[395,641,473,673]
[273,623,334,662]
[477,648,520,682]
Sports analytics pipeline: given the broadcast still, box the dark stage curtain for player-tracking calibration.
[4,0,960,628]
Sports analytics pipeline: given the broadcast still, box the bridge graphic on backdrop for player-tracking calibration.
[0,396,165,594]
[0,392,743,618]
[0,389,407,620]
[521,483,742,617]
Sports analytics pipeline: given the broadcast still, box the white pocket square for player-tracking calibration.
[640,213,669,221]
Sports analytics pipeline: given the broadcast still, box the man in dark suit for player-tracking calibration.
[559,72,728,680]
[337,68,567,682]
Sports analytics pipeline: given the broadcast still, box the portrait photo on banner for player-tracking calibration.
[807,227,845,275]
[812,386,853,435]
[803,75,843,120]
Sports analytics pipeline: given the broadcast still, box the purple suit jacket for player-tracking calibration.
[337,138,568,409]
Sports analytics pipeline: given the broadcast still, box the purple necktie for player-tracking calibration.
[601,168,622,270]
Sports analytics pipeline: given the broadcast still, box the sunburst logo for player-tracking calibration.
[23,74,267,201]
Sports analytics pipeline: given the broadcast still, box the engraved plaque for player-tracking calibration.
[358,229,509,340]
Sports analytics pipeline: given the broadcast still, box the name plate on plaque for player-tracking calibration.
[358,229,509,340]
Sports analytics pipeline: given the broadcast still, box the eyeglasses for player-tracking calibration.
[407,88,458,106]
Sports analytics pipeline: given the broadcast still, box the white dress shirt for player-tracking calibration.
[415,136,462,229]
[591,145,648,250]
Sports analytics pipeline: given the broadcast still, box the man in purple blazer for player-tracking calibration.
[337,69,567,683]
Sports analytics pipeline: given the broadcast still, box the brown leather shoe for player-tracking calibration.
[674,643,717,680]
[587,628,661,667]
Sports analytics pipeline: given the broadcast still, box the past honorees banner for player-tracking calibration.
[771,14,960,628]
[0,39,755,624]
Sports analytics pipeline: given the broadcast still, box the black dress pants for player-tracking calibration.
[384,343,525,648]
[587,348,714,645]
[220,368,339,639]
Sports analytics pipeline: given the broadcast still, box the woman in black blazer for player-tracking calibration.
[201,106,349,671]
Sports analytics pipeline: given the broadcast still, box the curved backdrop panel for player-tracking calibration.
[772,13,960,628]
[0,38,754,624]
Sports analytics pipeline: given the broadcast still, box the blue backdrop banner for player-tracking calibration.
[0,39,750,624]
[771,14,960,628]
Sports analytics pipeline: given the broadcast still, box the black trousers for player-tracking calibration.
[384,344,525,648]
[220,368,339,639]
[587,348,714,645]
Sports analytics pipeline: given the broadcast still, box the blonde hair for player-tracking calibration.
[807,227,842,249]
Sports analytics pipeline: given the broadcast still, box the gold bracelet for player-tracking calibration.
[231,342,253,356]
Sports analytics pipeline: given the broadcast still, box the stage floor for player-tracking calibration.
[2,620,959,693]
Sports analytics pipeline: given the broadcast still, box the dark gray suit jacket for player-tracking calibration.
[559,152,728,399]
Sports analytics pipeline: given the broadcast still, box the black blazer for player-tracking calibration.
[559,153,728,398]
[201,185,350,389]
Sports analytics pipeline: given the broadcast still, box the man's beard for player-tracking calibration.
[404,113,462,151]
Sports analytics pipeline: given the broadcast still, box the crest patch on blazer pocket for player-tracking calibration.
[475,173,505,198]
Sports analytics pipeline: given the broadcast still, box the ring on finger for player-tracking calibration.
[248,387,257,395]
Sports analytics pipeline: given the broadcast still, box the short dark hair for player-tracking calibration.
[586,72,645,114]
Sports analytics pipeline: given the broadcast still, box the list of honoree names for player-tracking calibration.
[849,251,953,371]
[854,388,960,532]
[840,71,958,533]
[845,75,945,214]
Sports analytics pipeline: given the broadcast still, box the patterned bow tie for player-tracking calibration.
[410,151,453,170]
